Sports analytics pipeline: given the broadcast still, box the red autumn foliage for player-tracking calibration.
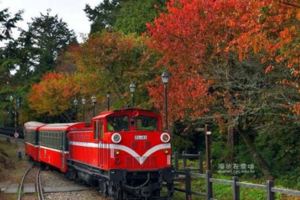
[147,65,212,123]
[147,0,300,122]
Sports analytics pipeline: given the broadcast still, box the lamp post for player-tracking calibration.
[106,92,110,111]
[205,124,212,171]
[9,95,14,125]
[9,95,21,140]
[161,71,170,131]
[73,98,78,121]
[9,96,17,134]
[91,95,97,117]
[16,97,20,132]
[81,97,86,121]
[7,95,14,142]
[129,82,136,107]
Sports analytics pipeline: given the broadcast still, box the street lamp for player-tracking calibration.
[129,82,136,107]
[7,95,14,142]
[81,97,86,121]
[9,96,21,140]
[106,92,110,111]
[91,95,97,117]
[9,96,17,134]
[15,97,20,131]
[73,98,79,121]
[161,71,170,131]
[205,124,212,171]
[9,96,14,127]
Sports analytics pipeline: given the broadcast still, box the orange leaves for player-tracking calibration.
[297,10,300,20]
[146,0,300,123]
[279,27,295,44]
[265,65,274,73]
[292,103,300,115]
[230,1,299,67]
[28,72,79,115]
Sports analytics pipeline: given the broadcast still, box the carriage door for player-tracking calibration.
[94,120,104,168]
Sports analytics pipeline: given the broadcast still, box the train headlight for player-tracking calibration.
[160,132,170,143]
[111,133,122,144]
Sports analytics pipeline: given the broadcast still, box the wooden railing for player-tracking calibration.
[172,152,300,200]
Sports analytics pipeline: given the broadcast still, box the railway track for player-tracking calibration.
[41,170,106,200]
[17,165,44,200]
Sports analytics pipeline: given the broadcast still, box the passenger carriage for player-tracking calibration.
[24,122,45,161]
[37,123,85,172]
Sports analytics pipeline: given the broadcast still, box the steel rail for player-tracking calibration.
[17,165,33,200]
[36,168,45,200]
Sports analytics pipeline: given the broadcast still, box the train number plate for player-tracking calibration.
[135,135,147,140]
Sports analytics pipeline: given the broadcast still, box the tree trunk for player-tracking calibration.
[239,130,273,179]
[227,125,234,162]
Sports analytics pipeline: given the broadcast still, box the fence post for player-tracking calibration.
[183,151,187,169]
[198,151,203,173]
[267,180,275,200]
[185,169,192,200]
[232,176,240,200]
[174,151,179,171]
[206,170,213,200]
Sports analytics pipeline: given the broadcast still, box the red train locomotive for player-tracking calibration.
[24,108,174,200]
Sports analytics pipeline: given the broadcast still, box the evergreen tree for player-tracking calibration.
[15,10,77,79]
[84,0,120,34]
[115,0,165,34]
[0,8,22,41]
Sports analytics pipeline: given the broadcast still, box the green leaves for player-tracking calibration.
[84,0,120,34]
[115,0,162,34]
[85,0,164,34]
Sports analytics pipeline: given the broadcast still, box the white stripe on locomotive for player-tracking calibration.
[68,141,171,165]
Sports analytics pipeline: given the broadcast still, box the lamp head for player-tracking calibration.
[161,71,170,84]
[91,95,97,104]
[81,97,86,105]
[129,82,136,93]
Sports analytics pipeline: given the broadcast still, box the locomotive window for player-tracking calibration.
[99,121,103,138]
[94,120,103,139]
[135,116,157,131]
[107,116,129,131]
[94,121,98,139]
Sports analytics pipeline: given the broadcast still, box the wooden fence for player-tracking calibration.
[173,152,300,200]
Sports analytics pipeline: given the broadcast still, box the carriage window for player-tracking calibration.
[135,116,157,131]
[107,116,129,131]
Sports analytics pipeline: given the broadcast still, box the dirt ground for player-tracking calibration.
[0,138,29,200]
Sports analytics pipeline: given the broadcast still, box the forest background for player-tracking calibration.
[1,0,300,186]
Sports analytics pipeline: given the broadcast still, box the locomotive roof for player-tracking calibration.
[94,108,160,119]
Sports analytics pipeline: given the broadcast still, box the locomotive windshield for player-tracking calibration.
[135,116,157,131]
[107,115,129,131]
